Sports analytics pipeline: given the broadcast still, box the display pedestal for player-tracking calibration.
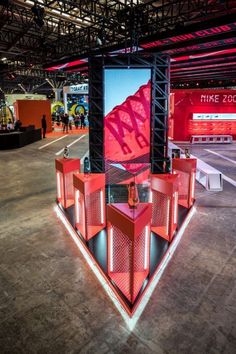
[73,173,106,241]
[55,158,80,209]
[172,158,197,209]
[150,174,179,242]
[107,203,152,304]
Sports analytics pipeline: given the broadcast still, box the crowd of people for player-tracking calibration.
[52,112,87,133]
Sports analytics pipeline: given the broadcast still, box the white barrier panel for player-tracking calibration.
[195,159,223,191]
[191,135,233,144]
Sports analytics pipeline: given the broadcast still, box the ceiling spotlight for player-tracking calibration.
[1,57,7,61]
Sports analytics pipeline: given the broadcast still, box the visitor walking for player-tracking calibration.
[41,114,47,138]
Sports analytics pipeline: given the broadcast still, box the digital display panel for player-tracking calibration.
[104,69,151,163]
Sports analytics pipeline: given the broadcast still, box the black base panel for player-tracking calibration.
[0,129,42,149]
[60,202,190,311]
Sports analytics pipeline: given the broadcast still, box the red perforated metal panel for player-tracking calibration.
[86,190,102,226]
[152,191,170,234]
[173,169,189,208]
[108,223,150,303]
[133,226,150,302]
[108,224,132,301]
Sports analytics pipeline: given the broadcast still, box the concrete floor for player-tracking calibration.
[0,136,236,354]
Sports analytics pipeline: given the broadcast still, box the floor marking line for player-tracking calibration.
[204,149,236,165]
[222,174,236,187]
[38,135,68,150]
[55,134,86,156]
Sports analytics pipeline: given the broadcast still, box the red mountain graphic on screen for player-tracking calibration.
[105,80,151,162]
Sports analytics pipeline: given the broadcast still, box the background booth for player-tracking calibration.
[14,99,52,132]
[171,89,236,141]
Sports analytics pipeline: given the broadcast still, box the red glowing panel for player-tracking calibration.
[107,203,152,303]
[141,23,236,49]
[150,173,179,241]
[172,89,236,141]
[46,59,87,71]
[171,48,236,62]
[104,69,151,163]
[172,159,196,209]
[73,173,106,241]
[165,38,236,56]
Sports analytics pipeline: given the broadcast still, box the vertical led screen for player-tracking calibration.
[104,69,151,163]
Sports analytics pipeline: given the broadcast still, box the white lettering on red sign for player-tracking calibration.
[200,94,236,103]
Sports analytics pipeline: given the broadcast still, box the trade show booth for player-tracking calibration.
[54,54,197,320]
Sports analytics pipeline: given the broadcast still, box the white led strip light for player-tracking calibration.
[174,192,178,225]
[149,191,153,203]
[166,198,170,234]
[75,190,80,224]
[144,226,149,270]
[191,173,195,200]
[100,190,104,224]
[110,227,114,272]
[56,172,61,199]
[54,204,196,331]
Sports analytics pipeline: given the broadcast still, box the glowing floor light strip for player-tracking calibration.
[100,190,104,224]
[54,204,196,331]
[110,227,114,272]
[144,226,149,270]
[56,173,61,199]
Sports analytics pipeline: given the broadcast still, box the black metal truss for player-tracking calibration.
[88,56,104,173]
[88,53,170,174]
[151,55,170,174]
[1,0,235,66]
[0,64,79,94]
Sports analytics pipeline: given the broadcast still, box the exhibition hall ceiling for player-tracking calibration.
[0,0,236,93]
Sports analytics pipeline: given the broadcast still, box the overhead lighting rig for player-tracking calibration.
[31,2,45,27]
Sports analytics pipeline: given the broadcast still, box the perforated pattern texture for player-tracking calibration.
[133,227,149,301]
[152,191,169,231]
[109,224,149,303]
[86,190,102,226]
[109,224,132,301]
[64,171,76,201]
[174,169,189,202]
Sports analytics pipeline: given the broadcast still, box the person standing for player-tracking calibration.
[80,113,85,129]
[41,115,47,138]
[63,113,69,133]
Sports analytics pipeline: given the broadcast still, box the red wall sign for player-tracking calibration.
[172,89,236,141]
[141,23,236,49]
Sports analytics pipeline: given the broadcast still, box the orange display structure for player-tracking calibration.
[55,158,80,209]
[14,100,52,132]
[107,203,152,304]
[150,174,179,242]
[73,173,106,241]
[172,158,197,209]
